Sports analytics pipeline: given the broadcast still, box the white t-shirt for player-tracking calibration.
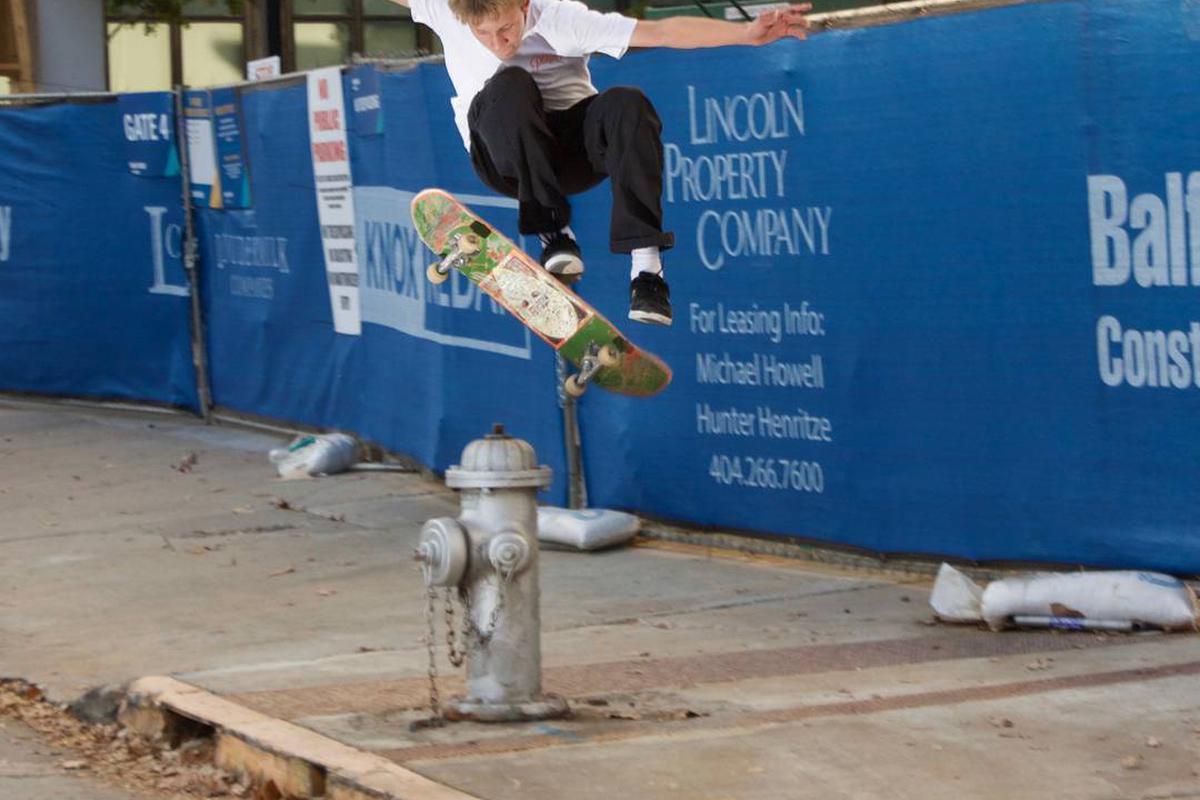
[409,0,638,149]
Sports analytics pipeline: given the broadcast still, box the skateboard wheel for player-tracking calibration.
[427,262,450,285]
[564,374,587,398]
[597,345,620,368]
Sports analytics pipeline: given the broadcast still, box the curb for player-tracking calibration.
[120,676,479,800]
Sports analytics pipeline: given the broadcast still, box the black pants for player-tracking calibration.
[467,67,674,254]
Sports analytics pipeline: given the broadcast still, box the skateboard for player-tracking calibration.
[410,188,672,398]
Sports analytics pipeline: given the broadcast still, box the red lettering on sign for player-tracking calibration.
[313,140,348,163]
[313,109,341,131]
[319,79,329,100]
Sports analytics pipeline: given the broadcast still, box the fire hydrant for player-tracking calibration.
[415,424,568,722]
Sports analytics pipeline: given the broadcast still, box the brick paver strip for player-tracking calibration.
[229,630,1149,721]
[380,657,1200,764]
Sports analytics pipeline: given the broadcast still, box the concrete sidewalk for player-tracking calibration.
[2,398,1199,800]
[0,716,142,800]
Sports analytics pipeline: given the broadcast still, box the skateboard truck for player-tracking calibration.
[563,342,620,398]
[428,231,483,285]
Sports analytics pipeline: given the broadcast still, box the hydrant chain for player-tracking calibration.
[421,583,446,726]
[444,587,468,668]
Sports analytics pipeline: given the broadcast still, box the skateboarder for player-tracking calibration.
[391,0,812,325]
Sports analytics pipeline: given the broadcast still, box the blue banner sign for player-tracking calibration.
[575,0,1200,572]
[0,99,197,407]
[118,91,180,178]
[212,87,251,209]
[183,89,221,208]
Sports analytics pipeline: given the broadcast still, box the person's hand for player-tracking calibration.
[744,3,812,46]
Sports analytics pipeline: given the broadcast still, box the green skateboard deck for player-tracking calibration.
[410,188,672,398]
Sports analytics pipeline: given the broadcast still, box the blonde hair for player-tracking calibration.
[448,0,523,24]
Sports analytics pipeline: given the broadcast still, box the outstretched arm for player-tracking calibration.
[629,4,811,49]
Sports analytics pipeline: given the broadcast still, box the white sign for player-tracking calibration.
[247,56,282,82]
[185,112,217,191]
[307,67,362,336]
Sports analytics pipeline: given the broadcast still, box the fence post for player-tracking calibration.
[173,86,214,422]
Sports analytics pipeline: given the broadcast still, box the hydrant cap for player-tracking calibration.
[446,424,552,489]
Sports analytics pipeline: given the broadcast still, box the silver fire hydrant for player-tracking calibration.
[415,424,568,722]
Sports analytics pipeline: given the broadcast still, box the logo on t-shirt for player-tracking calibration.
[529,54,562,71]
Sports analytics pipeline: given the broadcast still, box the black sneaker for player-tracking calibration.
[539,231,584,277]
[629,272,672,326]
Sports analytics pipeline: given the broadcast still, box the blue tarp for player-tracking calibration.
[578,0,1200,570]
[0,99,197,407]
[2,0,1199,570]
[198,68,566,484]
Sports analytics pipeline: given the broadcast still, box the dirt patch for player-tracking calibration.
[0,679,265,799]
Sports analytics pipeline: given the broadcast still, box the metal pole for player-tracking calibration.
[555,354,587,510]
[173,86,214,422]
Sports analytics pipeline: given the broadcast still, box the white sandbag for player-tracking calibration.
[269,434,359,479]
[537,507,640,551]
[980,571,1198,632]
[929,563,985,622]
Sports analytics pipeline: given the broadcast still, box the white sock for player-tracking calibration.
[631,246,663,280]
[538,225,575,246]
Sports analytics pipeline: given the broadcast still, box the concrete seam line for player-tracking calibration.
[125,677,481,800]
[380,657,1200,764]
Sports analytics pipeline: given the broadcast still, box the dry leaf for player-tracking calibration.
[173,453,198,473]
[268,566,296,578]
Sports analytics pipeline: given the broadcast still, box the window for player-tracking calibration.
[182,22,246,86]
[285,0,428,72]
[0,0,34,93]
[107,1,247,92]
[294,21,351,70]
[107,23,173,91]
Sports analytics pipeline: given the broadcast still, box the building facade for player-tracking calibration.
[1,0,883,95]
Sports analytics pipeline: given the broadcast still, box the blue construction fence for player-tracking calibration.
[2,0,1199,572]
